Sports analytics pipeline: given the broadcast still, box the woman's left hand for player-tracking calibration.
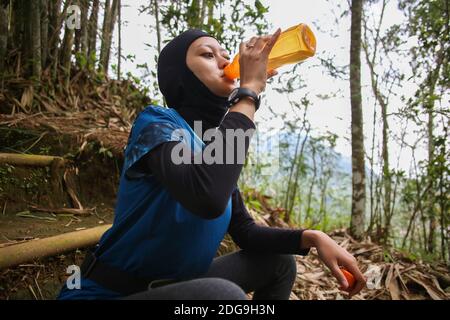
[301,230,367,297]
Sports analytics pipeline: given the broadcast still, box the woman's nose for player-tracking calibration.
[219,56,230,70]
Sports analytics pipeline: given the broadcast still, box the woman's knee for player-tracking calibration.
[275,254,297,279]
[195,277,248,300]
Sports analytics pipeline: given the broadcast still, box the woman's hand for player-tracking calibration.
[238,28,281,95]
[301,230,367,297]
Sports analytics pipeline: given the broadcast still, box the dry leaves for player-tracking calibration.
[290,232,450,300]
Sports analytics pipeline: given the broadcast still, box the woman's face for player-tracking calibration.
[186,37,237,97]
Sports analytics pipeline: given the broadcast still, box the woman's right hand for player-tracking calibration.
[302,230,367,297]
[238,28,281,95]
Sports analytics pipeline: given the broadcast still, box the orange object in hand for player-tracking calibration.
[340,267,355,290]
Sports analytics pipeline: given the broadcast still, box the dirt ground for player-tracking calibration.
[0,204,114,300]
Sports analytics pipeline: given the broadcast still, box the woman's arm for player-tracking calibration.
[228,190,367,296]
[137,110,255,220]
[228,187,310,255]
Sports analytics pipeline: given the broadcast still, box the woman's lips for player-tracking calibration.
[222,75,235,83]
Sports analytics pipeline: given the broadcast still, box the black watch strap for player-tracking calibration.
[227,87,261,110]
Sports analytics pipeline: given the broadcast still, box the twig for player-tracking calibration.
[29,205,94,216]
[0,112,44,127]
[28,285,38,300]
[34,277,44,300]
[22,131,48,153]
[18,264,45,268]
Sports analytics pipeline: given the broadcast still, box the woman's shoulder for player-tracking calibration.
[136,104,181,125]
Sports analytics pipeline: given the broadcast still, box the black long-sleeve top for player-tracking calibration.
[136,111,310,256]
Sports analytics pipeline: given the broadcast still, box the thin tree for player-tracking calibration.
[99,0,119,73]
[0,0,8,76]
[153,0,162,55]
[31,0,42,79]
[40,0,49,69]
[88,0,99,60]
[117,0,121,79]
[349,0,366,239]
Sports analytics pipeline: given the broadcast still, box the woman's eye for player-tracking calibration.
[202,53,230,60]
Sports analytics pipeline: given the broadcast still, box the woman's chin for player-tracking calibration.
[221,83,237,97]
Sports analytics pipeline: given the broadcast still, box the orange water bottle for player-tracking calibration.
[223,23,317,80]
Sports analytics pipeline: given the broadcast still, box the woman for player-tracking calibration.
[58,28,366,300]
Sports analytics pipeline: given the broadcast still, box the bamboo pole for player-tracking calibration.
[0,224,111,270]
[0,153,64,167]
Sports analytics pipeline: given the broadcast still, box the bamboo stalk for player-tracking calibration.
[0,153,64,166]
[0,225,111,270]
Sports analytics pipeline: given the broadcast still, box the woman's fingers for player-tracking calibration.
[262,28,281,55]
[267,69,278,79]
[329,263,349,290]
[246,28,281,54]
[246,36,258,48]
[253,34,272,51]
[345,262,367,296]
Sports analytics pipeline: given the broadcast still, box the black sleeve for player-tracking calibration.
[228,188,310,256]
[137,111,256,220]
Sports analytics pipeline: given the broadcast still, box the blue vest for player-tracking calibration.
[58,105,232,299]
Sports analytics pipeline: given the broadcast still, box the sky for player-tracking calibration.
[112,0,432,173]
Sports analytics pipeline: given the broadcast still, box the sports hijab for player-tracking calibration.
[157,29,230,135]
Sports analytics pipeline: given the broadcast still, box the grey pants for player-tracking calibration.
[122,250,297,300]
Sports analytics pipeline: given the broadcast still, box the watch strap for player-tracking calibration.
[228,87,261,110]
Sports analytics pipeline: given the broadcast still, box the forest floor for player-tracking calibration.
[0,77,449,300]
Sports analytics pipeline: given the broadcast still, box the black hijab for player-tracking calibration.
[157,29,229,136]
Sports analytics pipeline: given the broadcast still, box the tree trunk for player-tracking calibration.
[0,153,64,167]
[426,106,435,253]
[200,0,207,25]
[31,0,42,80]
[104,0,119,73]
[187,0,201,28]
[88,0,99,60]
[349,0,366,239]
[117,0,121,79]
[0,0,8,76]
[12,0,23,52]
[60,25,74,86]
[305,142,317,224]
[0,225,111,270]
[425,47,444,253]
[207,0,214,25]
[363,41,391,242]
[40,0,49,69]
[284,130,302,213]
[99,0,119,73]
[153,0,162,55]
[22,0,33,77]
[381,95,391,240]
[286,128,310,223]
[49,0,71,82]
[81,0,89,56]
[74,0,89,58]
[48,0,63,61]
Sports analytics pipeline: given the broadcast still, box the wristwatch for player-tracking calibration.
[227,87,261,111]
